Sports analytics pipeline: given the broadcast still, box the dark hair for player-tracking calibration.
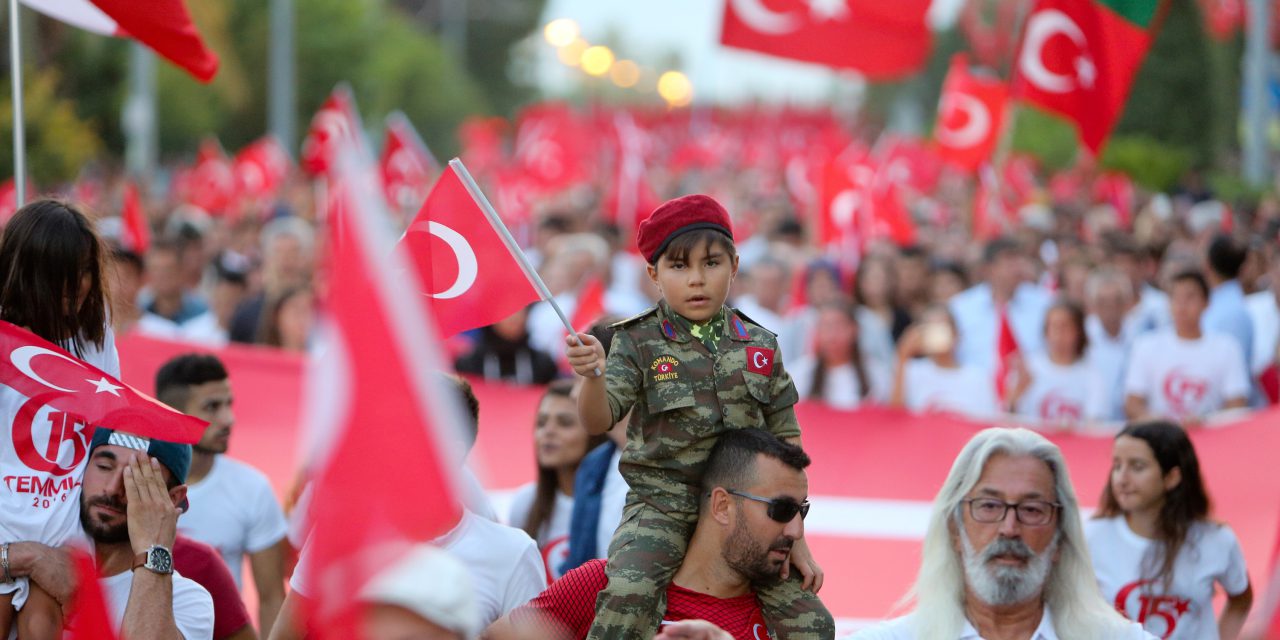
[261,285,312,348]
[1169,269,1210,300]
[855,255,896,309]
[982,236,1022,264]
[931,261,969,288]
[155,353,229,411]
[521,379,606,541]
[1044,299,1088,360]
[110,246,145,275]
[1206,234,1247,280]
[439,373,479,451]
[809,302,871,401]
[587,316,624,355]
[657,228,736,265]
[700,429,810,509]
[0,199,111,356]
[1096,421,1211,590]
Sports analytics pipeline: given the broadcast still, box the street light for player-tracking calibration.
[557,37,588,67]
[581,45,615,77]
[543,18,580,48]
[610,60,640,88]
[657,70,693,107]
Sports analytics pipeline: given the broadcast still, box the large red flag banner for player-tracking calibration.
[720,0,933,79]
[398,164,542,338]
[1012,0,1163,154]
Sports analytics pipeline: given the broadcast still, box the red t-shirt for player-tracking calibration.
[173,536,253,640]
[510,559,770,639]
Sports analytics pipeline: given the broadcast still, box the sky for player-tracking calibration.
[531,0,964,105]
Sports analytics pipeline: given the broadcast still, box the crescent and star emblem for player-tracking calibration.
[1019,9,1097,94]
[422,221,479,300]
[936,93,991,149]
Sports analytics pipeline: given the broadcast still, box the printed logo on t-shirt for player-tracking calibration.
[540,533,570,583]
[1114,578,1190,639]
[1038,392,1082,421]
[1161,369,1209,417]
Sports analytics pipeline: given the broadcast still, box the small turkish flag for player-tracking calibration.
[513,103,590,192]
[380,112,439,214]
[302,85,363,177]
[1012,0,1159,153]
[64,549,118,640]
[233,136,290,202]
[120,181,150,254]
[747,347,775,376]
[398,163,542,338]
[995,305,1021,401]
[720,0,933,80]
[184,138,236,216]
[934,54,1008,172]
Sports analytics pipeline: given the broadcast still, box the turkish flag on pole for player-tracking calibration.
[120,181,149,254]
[303,142,468,638]
[233,136,291,202]
[934,54,1009,172]
[380,112,439,214]
[1012,0,1161,154]
[21,0,218,82]
[301,85,363,177]
[398,164,542,338]
[513,103,590,192]
[183,139,236,216]
[64,550,118,640]
[995,305,1021,402]
[720,0,933,79]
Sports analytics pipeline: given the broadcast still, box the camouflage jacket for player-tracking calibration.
[605,300,801,515]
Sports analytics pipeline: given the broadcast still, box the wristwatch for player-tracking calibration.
[132,545,174,575]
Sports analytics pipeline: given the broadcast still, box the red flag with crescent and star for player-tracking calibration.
[934,53,1009,172]
[301,85,362,177]
[380,112,439,215]
[397,164,542,338]
[1011,0,1163,154]
[720,0,933,80]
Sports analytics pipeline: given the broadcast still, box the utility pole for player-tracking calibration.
[269,0,295,151]
[123,42,157,179]
[1243,0,1272,187]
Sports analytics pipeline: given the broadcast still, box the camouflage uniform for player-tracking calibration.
[586,301,834,640]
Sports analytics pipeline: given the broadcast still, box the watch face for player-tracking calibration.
[148,547,173,574]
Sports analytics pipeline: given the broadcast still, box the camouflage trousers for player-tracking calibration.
[585,502,835,640]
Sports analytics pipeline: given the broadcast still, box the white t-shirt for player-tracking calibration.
[1123,331,1249,420]
[290,510,546,629]
[852,606,1152,639]
[790,358,867,410]
[177,456,288,587]
[0,326,119,605]
[596,448,628,560]
[902,359,1000,419]
[1014,354,1108,425]
[1085,516,1250,640]
[507,483,573,581]
[100,568,215,640]
[1245,290,1278,374]
[1086,316,1135,422]
[950,283,1054,373]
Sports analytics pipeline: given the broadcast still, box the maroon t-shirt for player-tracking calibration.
[511,559,770,639]
[173,536,252,640]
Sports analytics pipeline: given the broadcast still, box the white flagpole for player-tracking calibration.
[448,157,601,377]
[8,0,25,205]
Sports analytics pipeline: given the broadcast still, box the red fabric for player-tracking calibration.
[1011,0,1157,153]
[720,0,932,80]
[995,305,1020,401]
[380,112,438,213]
[119,181,150,254]
[182,139,235,216]
[1260,363,1279,405]
[515,559,768,639]
[457,116,508,177]
[232,136,290,203]
[173,536,252,640]
[0,320,206,448]
[64,550,118,640]
[746,347,775,376]
[513,103,590,193]
[397,165,542,338]
[304,148,466,638]
[636,194,734,263]
[87,0,218,82]
[1093,170,1136,228]
[300,85,362,177]
[934,53,1009,172]
[960,0,1022,67]
[973,167,1010,240]
[1198,0,1242,40]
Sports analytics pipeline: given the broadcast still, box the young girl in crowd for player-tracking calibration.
[0,200,120,639]
[1007,300,1108,427]
[890,305,998,419]
[508,379,605,582]
[1086,421,1253,640]
[790,301,882,409]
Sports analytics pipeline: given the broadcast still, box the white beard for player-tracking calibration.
[960,526,1060,607]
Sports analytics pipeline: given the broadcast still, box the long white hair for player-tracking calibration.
[903,427,1131,640]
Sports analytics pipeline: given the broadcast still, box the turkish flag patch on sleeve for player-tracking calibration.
[746,347,774,376]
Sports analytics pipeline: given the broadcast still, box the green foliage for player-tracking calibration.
[1113,0,1216,167]
[0,70,102,183]
[1010,107,1079,173]
[1099,135,1193,190]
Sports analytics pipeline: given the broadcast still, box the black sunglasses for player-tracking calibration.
[726,489,810,523]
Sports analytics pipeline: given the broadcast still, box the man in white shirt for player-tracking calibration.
[157,353,288,637]
[950,238,1053,374]
[1084,269,1138,421]
[8,429,215,639]
[853,428,1151,640]
[1124,270,1249,423]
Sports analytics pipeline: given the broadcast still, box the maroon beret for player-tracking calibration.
[636,194,734,263]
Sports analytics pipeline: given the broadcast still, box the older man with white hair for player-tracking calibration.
[855,428,1154,640]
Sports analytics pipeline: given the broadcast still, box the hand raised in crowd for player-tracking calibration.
[123,455,181,554]
[780,537,824,593]
[565,332,605,378]
[653,620,733,640]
